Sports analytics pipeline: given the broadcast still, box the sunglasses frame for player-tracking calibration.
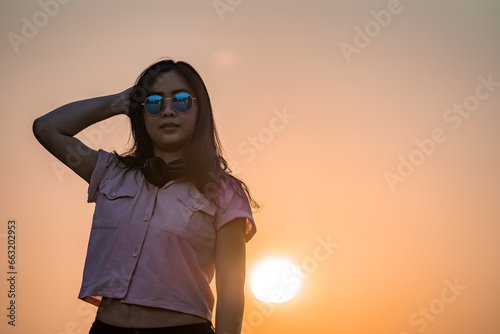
[142,92,196,116]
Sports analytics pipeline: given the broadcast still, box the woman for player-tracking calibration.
[33,59,257,334]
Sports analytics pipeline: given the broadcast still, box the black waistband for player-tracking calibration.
[89,318,214,334]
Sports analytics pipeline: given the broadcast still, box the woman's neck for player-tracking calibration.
[153,147,184,164]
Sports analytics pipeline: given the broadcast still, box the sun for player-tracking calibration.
[250,257,302,303]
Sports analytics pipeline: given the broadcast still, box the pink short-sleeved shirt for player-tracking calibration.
[78,150,256,321]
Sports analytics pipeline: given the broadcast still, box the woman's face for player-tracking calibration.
[143,70,198,155]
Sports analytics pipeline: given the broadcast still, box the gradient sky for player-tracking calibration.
[1,0,500,333]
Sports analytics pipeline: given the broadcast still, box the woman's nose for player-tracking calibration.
[161,102,176,117]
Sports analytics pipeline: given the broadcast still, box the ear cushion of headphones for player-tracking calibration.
[142,157,186,188]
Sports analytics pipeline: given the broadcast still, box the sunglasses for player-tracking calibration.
[142,92,196,115]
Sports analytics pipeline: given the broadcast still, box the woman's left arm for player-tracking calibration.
[214,218,247,334]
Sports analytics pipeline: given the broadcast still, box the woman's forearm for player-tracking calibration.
[33,90,129,137]
[215,285,245,334]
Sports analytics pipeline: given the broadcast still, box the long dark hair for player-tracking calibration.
[115,59,258,209]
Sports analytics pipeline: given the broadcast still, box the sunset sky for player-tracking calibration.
[1,0,500,333]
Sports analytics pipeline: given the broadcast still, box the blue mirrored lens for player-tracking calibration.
[172,93,192,113]
[144,95,164,115]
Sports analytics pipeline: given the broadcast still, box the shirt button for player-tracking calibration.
[132,251,139,258]
[110,192,117,198]
[143,216,149,222]
[193,202,199,210]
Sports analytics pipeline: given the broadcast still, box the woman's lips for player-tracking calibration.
[160,123,180,129]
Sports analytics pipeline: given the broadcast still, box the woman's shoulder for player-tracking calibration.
[91,150,140,184]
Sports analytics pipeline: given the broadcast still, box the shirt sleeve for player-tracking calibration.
[87,149,115,203]
[215,181,256,242]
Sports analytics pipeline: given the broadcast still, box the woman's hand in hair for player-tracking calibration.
[111,87,134,117]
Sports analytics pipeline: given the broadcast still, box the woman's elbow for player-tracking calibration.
[32,117,47,143]
[32,115,56,147]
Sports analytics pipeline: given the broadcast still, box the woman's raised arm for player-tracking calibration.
[33,88,132,183]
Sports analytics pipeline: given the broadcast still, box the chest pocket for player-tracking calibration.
[161,194,216,249]
[92,182,138,228]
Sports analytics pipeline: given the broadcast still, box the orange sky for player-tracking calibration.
[1,1,500,333]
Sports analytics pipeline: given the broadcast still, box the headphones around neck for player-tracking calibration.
[141,157,186,188]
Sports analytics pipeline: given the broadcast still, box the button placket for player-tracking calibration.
[129,189,156,261]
